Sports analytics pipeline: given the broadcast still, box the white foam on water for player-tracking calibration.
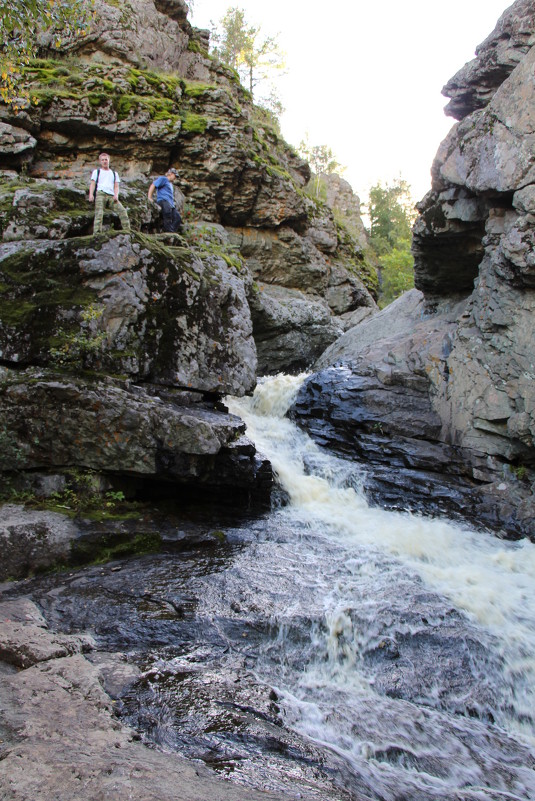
[228,374,535,747]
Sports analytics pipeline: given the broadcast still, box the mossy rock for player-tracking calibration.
[69,530,162,567]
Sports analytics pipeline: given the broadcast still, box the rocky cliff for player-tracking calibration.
[291,0,535,539]
[0,0,377,571]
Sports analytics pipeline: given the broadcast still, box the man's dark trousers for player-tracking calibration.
[158,199,182,233]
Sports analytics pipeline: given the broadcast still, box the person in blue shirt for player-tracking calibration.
[147,167,183,233]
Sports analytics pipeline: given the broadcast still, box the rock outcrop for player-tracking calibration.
[442,0,535,120]
[0,0,377,551]
[0,597,296,801]
[0,0,377,371]
[291,1,535,539]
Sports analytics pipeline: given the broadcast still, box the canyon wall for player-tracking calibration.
[0,0,376,558]
[292,0,535,538]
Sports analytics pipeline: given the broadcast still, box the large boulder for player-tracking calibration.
[38,0,199,77]
[0,367,272,537]
[0,228,256,395]
[249,283,341,374]
[0,370,261,477]
[291,291,533,538]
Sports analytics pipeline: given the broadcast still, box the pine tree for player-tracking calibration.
[210,6,286,108]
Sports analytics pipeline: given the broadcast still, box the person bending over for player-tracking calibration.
[148,168,183,233]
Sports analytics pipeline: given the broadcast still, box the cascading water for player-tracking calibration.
[20,373,535,800]
[221,373,535,799]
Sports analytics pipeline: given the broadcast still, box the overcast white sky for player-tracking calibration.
[190,0,513,205]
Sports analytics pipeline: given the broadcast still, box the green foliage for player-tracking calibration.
[210,6,285,114]
[298,136,344,199]
[368,177,415,255]
[377,245,415,308]
[46,470,128,516]
[211,7,252,69]
[50,303,106,368]
[298,136,343,177]
[511,464,529,482]
[251,103,282,139]
[367,177,416,308]
[0,0,92,107]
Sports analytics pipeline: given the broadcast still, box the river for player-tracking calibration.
[17,373,535,800]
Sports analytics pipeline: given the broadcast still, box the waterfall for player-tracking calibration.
[222,373,535,799]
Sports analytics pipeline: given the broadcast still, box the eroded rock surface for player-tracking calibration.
[442,0,535,120]
[0,598,296,801]
[0,0,376,372]
[292,1,535,538]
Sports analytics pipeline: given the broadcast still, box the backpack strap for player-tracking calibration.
[94,169,119,191]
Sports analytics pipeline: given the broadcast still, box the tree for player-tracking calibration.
[210,6,286,105]
[298,138,342,176]
[297,137,345,198]
[367,177,416,307]
[368,177,415,255]
[1,0,91,107]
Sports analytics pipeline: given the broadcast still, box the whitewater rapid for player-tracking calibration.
[227,373,535,747]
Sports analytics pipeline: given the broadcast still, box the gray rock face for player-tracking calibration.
[0,124,37,168]
[411,9,535,502]
[249,283,341,374]
[320,172,370,253]
[443,0,535,120]
[38,0,196,76]
[0,506,79,581]
[440,46,535,194]
[0,0,374,553]
[0,229,256,395]
[0,0,376,374]
[294,4,535,538]
[316,288,428,368]
[291,293,533,537]
[0,368,271,497]
[0,599,290,801]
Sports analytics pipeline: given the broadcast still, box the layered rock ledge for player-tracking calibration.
[291,0,535,539]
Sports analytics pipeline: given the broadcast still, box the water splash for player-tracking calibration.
[228,374,535,745]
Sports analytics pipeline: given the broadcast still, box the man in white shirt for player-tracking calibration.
[88,153,131,234]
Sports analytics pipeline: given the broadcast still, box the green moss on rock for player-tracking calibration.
[69,531,162,567]
[181,112,208,134]
[183,81,216,98]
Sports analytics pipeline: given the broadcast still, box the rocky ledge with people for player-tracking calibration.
[0,0,533,566]
[0,0,535,799]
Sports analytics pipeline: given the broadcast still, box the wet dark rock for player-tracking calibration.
[3,515,531,801]
[0,601,298,801]
[290,362,532,538]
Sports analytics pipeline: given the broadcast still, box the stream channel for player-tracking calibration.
[11,374,535,800]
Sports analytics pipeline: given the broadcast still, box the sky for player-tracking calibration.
[189,0,513,206]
